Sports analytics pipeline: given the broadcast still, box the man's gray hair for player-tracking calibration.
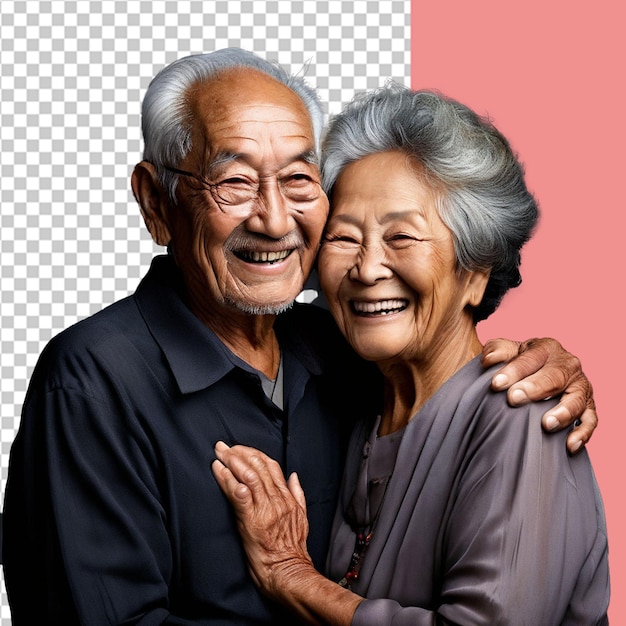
[321,84,539,322]
[141,48,324,203]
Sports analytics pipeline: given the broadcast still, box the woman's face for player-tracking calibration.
[318,151,486,365]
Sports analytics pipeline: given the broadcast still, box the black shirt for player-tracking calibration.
[3,255,380,625]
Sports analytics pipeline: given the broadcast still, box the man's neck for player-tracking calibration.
[199,307,281,380]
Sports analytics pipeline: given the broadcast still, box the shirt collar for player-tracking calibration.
[135,255,239,394]
[134,255,325,394]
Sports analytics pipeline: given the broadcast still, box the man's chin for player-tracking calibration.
[226,296,296,316]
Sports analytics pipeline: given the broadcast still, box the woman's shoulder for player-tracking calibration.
[419,357,563,451]
[450,360,572,468]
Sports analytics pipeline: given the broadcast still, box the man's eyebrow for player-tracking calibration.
[206,149,319,175]
[276,150,320,170]
[205,152,240,176]
[300,150,319,166]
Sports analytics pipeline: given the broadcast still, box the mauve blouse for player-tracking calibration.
[327,356,609,625]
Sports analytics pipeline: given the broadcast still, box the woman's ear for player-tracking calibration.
[465,269,491,308]
[131,161,172,246]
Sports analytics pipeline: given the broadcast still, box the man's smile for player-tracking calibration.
[235,249,293,264]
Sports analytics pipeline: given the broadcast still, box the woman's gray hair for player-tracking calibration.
[141,48,324,203]
[321,84,539,322]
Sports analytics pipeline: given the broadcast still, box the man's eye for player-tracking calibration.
[285,173,316,186]
[282,175,320,201]
[220,177,253,186]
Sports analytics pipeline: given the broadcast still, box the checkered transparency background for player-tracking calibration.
[0,0,410,619]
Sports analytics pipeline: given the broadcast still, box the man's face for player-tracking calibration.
[163,68,329,318]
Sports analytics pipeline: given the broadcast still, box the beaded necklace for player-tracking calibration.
[338,523,378,589]
[337,418,404,590]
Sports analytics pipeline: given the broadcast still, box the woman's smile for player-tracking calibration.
[350,298,409,316]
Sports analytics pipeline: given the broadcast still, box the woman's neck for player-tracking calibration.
[377,331,483,436]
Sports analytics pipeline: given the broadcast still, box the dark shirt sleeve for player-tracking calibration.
[4,376,180,625]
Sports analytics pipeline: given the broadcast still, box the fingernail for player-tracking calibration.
[215,441,228,451]
[570,439,583,454]
[545,415,559,431]
[492,374,509,388]
[510,388,528,404]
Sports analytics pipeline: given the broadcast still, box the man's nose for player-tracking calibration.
[245,181,293,238]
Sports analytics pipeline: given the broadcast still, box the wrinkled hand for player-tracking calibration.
[482,337,597,454]
[211,442,315,600]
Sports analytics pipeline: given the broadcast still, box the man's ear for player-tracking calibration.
[131,161,172,246]
[465,269,491,308]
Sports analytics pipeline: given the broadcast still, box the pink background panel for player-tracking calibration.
[411,0,624,621]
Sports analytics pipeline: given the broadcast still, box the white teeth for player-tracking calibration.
[247,250,291,263]
[352,299,407,314]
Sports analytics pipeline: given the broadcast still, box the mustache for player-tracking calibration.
[225,229,307,253]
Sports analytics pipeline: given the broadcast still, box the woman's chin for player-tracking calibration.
[349,341,404,364]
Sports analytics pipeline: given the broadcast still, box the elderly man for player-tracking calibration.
[3,49,597,625]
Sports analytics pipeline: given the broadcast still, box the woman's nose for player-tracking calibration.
[348,245,393,284]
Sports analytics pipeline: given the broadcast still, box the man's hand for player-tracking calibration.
[482,337,597,454]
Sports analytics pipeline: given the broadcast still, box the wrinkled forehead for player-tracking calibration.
[186,68,315,156]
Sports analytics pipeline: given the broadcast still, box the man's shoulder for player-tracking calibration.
[43,254,171,357]
[45,294,142,355]
[30,293,154,392]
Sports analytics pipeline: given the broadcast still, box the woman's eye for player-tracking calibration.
[323,234,360,245]
[388,233,420,245]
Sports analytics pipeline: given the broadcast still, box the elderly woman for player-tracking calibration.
[212,86,610,625]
